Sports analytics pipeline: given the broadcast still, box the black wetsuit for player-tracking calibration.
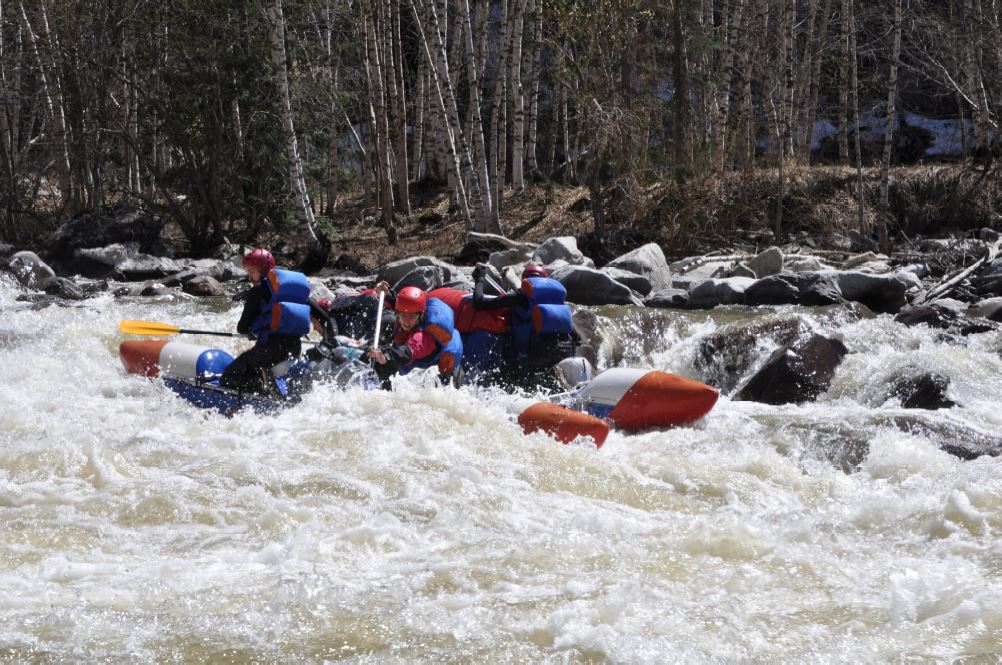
[219,282,302,392]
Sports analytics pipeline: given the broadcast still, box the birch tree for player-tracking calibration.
[265,0,319,244]
[878,0,903,253]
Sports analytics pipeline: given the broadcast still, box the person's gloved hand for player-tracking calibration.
[472,264,486,281]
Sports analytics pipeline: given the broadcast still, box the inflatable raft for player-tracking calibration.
[119,340,718,446]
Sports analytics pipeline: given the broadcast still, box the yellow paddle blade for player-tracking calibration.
[119,320,181,336]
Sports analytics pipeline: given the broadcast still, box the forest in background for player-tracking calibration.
[1,0,999,262]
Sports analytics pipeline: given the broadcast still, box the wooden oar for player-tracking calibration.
[119,319,246,337]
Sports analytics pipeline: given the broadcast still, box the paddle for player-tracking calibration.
[372,291,385,350]
[119,320,247,337]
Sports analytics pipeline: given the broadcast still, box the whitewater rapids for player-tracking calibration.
[1,276,1001,662]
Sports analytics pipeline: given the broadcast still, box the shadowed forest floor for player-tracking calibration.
[305,164,1000,270]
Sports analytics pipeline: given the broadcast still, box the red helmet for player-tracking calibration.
[242,248,275,274]
[395,286,427,314]
[521,264,548,279]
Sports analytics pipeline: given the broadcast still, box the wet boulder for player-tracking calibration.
[604,243,673,292]
[43,277,86,300]
[884,371,956,410]
[894,303,998,335]
[732,334,849,405]
[694,315,813,393]
[742,272,844,307]
[887,414,1002,460]
[181,275,225,297]
[967,297,1002,322]
[550,265,644,306]
[5,251,57,290]
[571,308,603,368]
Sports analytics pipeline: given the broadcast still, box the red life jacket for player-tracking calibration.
[427,287,509,335]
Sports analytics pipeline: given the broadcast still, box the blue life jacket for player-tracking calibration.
[251,269,312,343]
[509,277,574,362]
[398,297,464,379]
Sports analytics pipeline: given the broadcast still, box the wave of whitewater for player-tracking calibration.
[1,276,1001,662]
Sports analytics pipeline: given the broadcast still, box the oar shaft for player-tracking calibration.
[484,273,508,296]
[176,329,245,337]
[372,291,385,350]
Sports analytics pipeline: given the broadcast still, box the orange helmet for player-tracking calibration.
[242,248,275,274]
[521,264,548,279]
[395,286,427,314]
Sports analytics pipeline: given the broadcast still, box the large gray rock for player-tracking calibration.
[488,247,533,270]
[747,246,784,278]
[378,256,458,286]
[392,265,450,292]
[604,243,672,292]
[785,256,828,272]
[686,277,755,309]
[599,266,652,295]
[743,272,844,307]
[823,270,908,313]
[181,275,225,297]
[644,288,689,308]
[6,251,57,290]
[532,237,594,268]
[550,265,644,306]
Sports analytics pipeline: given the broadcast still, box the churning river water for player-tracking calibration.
[1,274,1001,663]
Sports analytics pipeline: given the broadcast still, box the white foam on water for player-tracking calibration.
[1,283,1001,661]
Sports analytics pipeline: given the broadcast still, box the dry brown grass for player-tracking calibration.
[151,164,1002,268]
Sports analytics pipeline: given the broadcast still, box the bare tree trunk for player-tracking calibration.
[265,0,319,245]
[322,5,338,215]
[363,10,397,243]
[850,0,864,231]
[385,0,410,215]
[963,0,992,158]
[525,0,542,178]
[878,0,902,254]
[410,56,426,181]
[836,0,850,163]
[776,0,794,238]
[671,0,691,183]
[459,0,493,229]
[410,0,488,230]
[509,0,528,192]
[489,0,513,226]
[715,0,745,169]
